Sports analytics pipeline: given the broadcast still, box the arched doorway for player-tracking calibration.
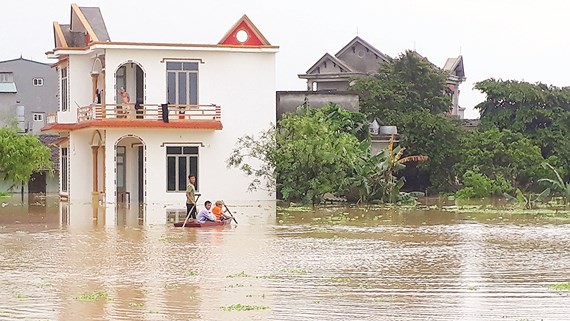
[115,135,146,204]
[115,61,145,105]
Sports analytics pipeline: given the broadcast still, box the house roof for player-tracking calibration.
[78,6,110,42]
[0,57,51,66]
[54,3,110,49]
[304,53,354,75]
[335,36,391,62]
[443,55,465,79]
[0,83,17,93]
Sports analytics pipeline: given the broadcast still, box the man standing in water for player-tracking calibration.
[186,175,197,219]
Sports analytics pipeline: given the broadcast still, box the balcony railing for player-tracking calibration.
[73,104,221,122]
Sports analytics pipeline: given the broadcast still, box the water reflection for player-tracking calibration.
[1,196,570,320]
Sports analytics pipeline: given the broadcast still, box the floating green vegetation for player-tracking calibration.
[15,294,31,299]
[77,291,109,301]
[220,304,270,311]
[467,286,478,291]
[164,283,180,289]
[283,269,309,275]
[226,271,252,278]
[278,206,313,212]
[227,283,245,288]
[186,271,198,276]
[128,302,144,308]
[245,294,253,297]
[0,192,10,197]
[36,282,53,289]
[547,282,570,291]
[255,274,278,279]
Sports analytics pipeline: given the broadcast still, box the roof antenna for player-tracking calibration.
[356,26,359,36]
[20,53,23,59]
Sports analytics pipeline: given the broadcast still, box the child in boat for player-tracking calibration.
[212,200,233,221]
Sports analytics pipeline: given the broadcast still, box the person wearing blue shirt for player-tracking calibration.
[196,201,216,223]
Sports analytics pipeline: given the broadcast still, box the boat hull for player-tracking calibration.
[173,219,231,228]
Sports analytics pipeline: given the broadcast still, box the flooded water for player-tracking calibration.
[1,196,570,320]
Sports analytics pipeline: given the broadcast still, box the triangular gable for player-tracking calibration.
[70,3,99,43]
[443,56,465,79]
[305,53,354,74]
[218,14,271,46]
[53,22,69,48]
[335,36,390,62]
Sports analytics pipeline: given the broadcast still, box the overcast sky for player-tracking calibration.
[2,0,569,118]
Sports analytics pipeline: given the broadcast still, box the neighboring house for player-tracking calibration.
[0,57,58,133]
[0,58,59,194]
[296,36,466,118]
[43,4,278,204]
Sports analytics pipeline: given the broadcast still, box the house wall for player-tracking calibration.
[56,55,94,124]
[0,94,16,126]
[316,81,350,91]
[66,47,276,204]
[0,59,58,133]
[276,91,359,120]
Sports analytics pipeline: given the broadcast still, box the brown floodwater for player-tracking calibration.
[1,195,570,321]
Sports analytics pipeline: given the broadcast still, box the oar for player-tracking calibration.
[222,200,238,224]
[181,194,200,227]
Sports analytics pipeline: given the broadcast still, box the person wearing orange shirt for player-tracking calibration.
[212,201,232,221]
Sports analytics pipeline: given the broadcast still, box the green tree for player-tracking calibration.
[475,79,570,181]
[228,104,370,205]
[455,129,551,192]
[351,51,463,193]
[352,50,452,118]
[0,128,52,189]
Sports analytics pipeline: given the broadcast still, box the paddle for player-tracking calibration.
[222,200,238,224]
[181,194,201,228]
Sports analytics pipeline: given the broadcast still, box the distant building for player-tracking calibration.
[0,57,58,133]
[296,36,466,119]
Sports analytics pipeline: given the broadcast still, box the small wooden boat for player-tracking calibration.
[174,219,231,228]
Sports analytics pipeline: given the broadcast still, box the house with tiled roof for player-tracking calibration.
[44,4,278,206]
[297,36,466,118]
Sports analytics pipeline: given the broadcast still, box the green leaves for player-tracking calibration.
[0,128,52,188]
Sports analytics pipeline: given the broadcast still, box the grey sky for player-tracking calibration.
[2,0,568,119]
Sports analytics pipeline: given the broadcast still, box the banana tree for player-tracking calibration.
[379,135,429,203]
[538,163,570,205]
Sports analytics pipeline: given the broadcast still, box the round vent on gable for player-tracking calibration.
[236,29,249,43]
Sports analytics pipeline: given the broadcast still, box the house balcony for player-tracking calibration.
[44,104,223,132]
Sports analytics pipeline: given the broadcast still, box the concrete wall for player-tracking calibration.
[276,91,359,120]
[0,59,58,133]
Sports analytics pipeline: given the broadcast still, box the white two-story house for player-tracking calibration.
[44,4,278,206]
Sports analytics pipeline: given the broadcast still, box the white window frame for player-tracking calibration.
[60,67,69,111]
[33,78,44,86]
[61,147,69,193]
[166,146,199,192]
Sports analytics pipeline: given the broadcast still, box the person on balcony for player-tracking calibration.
[117,87,130,118]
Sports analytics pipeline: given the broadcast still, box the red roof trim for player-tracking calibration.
[42,120,223,132]
[219,14,271,46]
